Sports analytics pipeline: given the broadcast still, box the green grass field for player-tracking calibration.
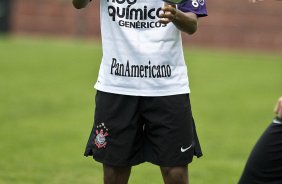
[0,36,281,184]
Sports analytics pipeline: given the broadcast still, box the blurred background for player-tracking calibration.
[0,0,281,184]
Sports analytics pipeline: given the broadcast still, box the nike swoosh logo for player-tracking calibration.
[273,119,282,124]
[181,144,193,152]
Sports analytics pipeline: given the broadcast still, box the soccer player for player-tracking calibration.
[73,0,207,183]
[238,97,282,184]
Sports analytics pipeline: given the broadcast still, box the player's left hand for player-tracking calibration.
[158,3,177,24]
[274,97,282,119]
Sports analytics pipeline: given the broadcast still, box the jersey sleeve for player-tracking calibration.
[178,0,208,17]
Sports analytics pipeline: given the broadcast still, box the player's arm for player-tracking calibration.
[73,0,91,9]
[159,4,198,35]
[173,11,198,35]
[274,97,282,119]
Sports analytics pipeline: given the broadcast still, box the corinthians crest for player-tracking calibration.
[93,123,109,148]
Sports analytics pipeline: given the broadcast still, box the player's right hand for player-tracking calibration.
[158,3,177,24]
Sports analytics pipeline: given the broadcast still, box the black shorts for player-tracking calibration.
[84,91,203,167]
[238,118,282,184]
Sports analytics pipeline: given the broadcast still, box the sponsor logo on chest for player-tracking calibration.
[110,58,172,78]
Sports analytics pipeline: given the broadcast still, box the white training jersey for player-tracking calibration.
[94,0,207,96]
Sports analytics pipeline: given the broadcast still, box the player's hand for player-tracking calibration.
[274,97,282,119]
[158,3,177,24]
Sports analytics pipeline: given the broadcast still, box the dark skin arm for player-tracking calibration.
[159,4,198,35]
[72,0,91,9]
